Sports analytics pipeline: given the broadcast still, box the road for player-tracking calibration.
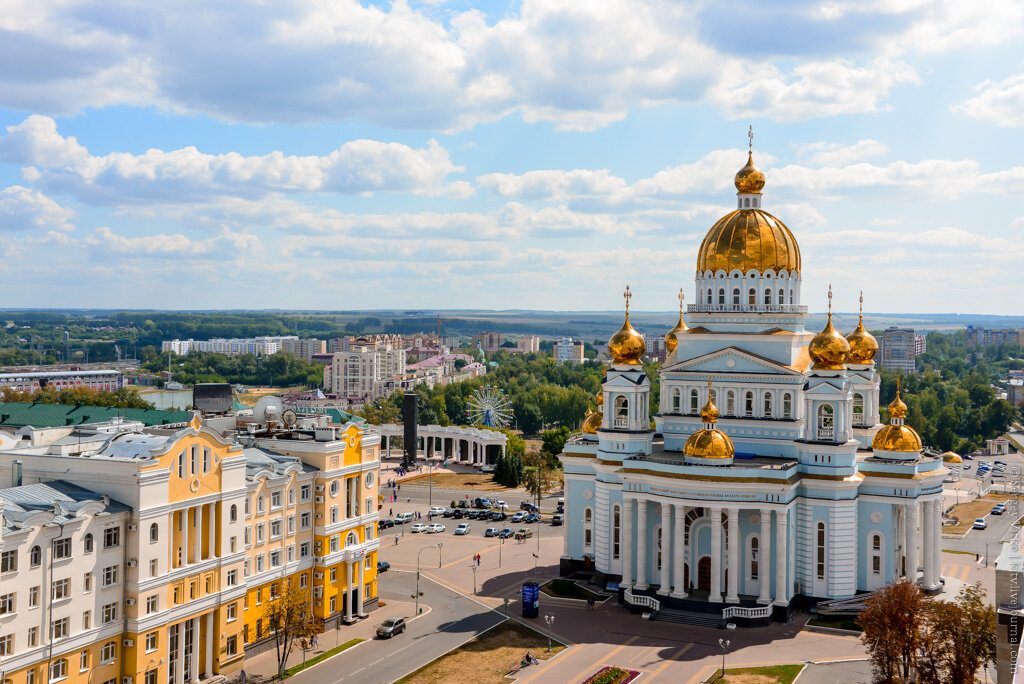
[291,569,505,684]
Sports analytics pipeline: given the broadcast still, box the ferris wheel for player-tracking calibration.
[466,385,514,428]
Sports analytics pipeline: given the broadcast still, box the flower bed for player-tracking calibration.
[582,666,641,684]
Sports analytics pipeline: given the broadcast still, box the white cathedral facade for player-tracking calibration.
[559,148,948,622]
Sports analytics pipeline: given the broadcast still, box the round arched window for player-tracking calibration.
[330,480,340,497]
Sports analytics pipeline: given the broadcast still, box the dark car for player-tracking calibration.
[452,509,464,519]
[467,510,481,520]
[498,528,514,538]
[475,497,492,508]
[551,514,564,526]
[377,519,394,530]
[525,513,542,524]
[442,508,455,518]
[490,511,506,521]
[992,505,1007,515]
[520,501,538,512]
[377,560,391,573]
[376,617,405,638]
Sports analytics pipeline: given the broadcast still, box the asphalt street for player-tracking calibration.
[291,569,505,684]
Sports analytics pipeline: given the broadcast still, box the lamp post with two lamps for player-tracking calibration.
[544,614,556,652]
[415,542,443,616]
[719,638,731,678]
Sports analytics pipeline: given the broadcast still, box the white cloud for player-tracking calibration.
[0,185,75,232]
[954,74,1024,128]
[0,115,468,204]
[83,226,260,258]
[796,139,888,165]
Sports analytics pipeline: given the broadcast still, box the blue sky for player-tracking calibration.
[1,0,1023,315]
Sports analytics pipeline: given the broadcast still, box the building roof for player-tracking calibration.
[92,432,173,460]
[243,447,316,480]
[0,402,189,428]
[1,480,130,531]
[0,369,122,380]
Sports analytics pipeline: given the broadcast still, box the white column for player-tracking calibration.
[932,499,942,586]
[209,503,217,559]
[905,501,919,580]
[190,616,200,683]
[635,498,648,590]
[357,558,365,616]
[345,562,353,622]
[710,506,723,603]
[175,622,185,684]
[658,502,671,595]
[726,506,739,603]
[621,497,633,587]
[922,500,936,588]
[775,509,788,605]
[671,504,686,598]
[204,612,213,677]
[195,504,203,562]
[181,508,189,566]
[758,509,772,604]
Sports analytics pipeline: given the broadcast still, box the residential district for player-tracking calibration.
[1,149,1024,684]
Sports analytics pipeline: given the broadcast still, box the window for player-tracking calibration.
[147,596,158,614]
[330,480,340,497]
[748,287,756,306]
[744,391,754,416]
[101,641,116,663]
[301,484,311,501]
[271,491,282,509]
[613,395,629,428]
[50,658,67,683]
[707,289,712,304]
[203,447,211,473]
[750,536,759,580]
[227,570,238,586]
[346,532,358,547]
[584,508,593,549]
[789,288,794,305]
[330,536,339,553]
[80,650,89,671]
[365,524,374,541]
[689,389,699,413]
[288,488,295,506]
[82,612,90,629]
[671,388,681,412]
[817,403,835,440]
[28,669,36,684]
[270,550,282,567]
[726,390,736,415]
[783,393,793,419]
[0,550,15,573]
[227,603,237,621]
[244,496,251,516]
[230,537,237,553]
[0,593,13,614]
[149,523,159,543]
[257,496,265,514]
[612,505,621,559]
[853,393,865,426]
[0,634,11,656]
[288,515,295,534]
[191,445,199,475]
[53,538,71,559]
[256,554,265,572]
[226,635,238,657]
[301,511,312,529]
[271,519,282,539]
[102,565,119,587]
[30,545,42,566]
[149,559,158,577]
[300,542,311,558]
[872,555,881,573]
[656,526,662,570]
[230,504,238,522]
[144,633,159,655]
[244,526,252,546]
[103,527,120,549]
[29,585,39,607]
[102,602,117,623]
[256,523,265,544]
[52,578,70,601]
[331,506,339,524]
[764,289,772,306]
[816,523,826,580]
[299,573,308,588]
[177,451,185,478]
[732,288,740,306]
[51,617,70,639]
[329,596,336,613]
[718,288,725,305]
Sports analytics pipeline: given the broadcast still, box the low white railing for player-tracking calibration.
[722,605,772,619]
[624,587,661,616]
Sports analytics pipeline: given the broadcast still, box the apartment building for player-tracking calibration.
[966,326,1024,348]
[552,338,585,364]
[879,327,917,375]
[0,412,381,684]
[518,335,540,353]
[278,338,326,362]
[323,340,406,401]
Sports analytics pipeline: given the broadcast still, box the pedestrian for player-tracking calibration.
[588,596,595,610]
[241,671,247,683]
[394,535,399,545]
[389,507,393,516]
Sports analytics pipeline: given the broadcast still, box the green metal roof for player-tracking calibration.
[0,402,190,428]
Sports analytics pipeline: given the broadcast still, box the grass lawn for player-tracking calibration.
[702,664,804,684]
[282,638,363,677]
[401,472,508,491]
[540,578,607,601]
[946,494,1024,534]
[235,386,303,407]
[394,620,565,684]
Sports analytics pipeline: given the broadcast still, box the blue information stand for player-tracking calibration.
[522,581,539,618]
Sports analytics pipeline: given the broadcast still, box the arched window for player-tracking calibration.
[750,536,759,580]
[764,289,772,306]
[816,523,826,580]
[584,508,593,550]
[612,505,621,559]
[744,197,750,207]
[763,392,773,417]
[748,288,756,306]
[149,523,159,543]
[690,389,699,414]
[614,396,629,428]
[257,496,265,514]
[789,288,794,305]
[783,392,793,419]
[718,288,725,305]
[817,403,835,440]
[744,391,754,416]
[30,545,41,567]
[778,288,784,306]
[726,390,736,415]
[83,534,93,554]
[853,393,865,426]
[732,288,740,306]
[671,388,681,412]
[871,533,882,575]
[709,388,717,406]
[230,504,238,523]
[707,290,713,305]
[345,532,358,547]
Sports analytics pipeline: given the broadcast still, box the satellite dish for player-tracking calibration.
[253,396,284,426]
[282,409,297,428]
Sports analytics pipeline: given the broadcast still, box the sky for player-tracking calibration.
[1,0,1023,315]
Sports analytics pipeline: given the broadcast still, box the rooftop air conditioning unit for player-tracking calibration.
[127,524,138,532]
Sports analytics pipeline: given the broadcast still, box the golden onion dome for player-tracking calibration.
[684,428,735,460]
[734,151,766,194]
[809,286,849,370]
[846,292,878,364]
[700,394,720,423]
[871,424,923,453]
[888,389,907,419]
[665,288,688,354]
[942,451,963,464]
[608,285,646,365]
[696,209,801,274]
[581,410,602,434]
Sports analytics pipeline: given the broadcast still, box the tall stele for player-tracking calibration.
[607,285,646,365]
[846,291,879,364]
[808,285,850,370]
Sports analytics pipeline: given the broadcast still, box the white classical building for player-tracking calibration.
[560,148,947,624]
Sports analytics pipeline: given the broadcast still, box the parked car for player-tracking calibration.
[551,514,564,526]
[498,528,514,539]
[429,506,446,516]
[395,512,415,524]
[520,501,538,512]
[377,560,390,573]
[452,509,465,519]
[377,617,406,638]
[963,454,974,460]
[378,519,394,530]
[484,527,499,537]
[475,497,492,508]
[496,501,508,510]
[973,518,988,530]
[442,508,455,517]
[426,523,445,533]
[515,528,533,540]
[410,523,427,533]
[963,463,972,470]
[489,511,506,521]
[511,511,526,523]
[995,460,1008,466]
[992,505,1006,515]
[525,513,542,524]
[455,523,471,535]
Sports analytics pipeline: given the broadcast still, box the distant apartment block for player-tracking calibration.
[1009,371,1024,408]
[519,335,540,353]
[279,337,326,361]
[0,369,123,394]
[879,327,917,374]
[965,326,1024,347]
[646,334,667,363]
[323,339,406,401]
[915,335,927,356]
[161,336,300,356]
[472,332,504,350]
[553,337,585,364]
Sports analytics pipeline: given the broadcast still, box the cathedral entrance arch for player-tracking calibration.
[697,556,711,591]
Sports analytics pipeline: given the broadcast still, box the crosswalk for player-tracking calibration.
[942,564,972,581]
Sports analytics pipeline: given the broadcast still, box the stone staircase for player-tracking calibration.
[651,607,724,629]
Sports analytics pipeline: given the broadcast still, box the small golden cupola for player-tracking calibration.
[684,381,735,463]
[581,390,603,435]
[809,285,850,371]
[607,285,646,365]
[846,291,879,364]
[664,288,688,354]
[871,376,923,455]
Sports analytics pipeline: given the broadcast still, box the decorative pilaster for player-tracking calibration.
[775,509,789,605]
[636,498,648,590]
[758,509,772,604]
[622,497,633,587]
[710,506,723,603]
[726,506,739,603]
[671,504,686,598]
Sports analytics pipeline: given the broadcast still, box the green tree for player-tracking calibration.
[857,579,926,684]
[264,581,321,679]
[917,583,996,684]
[540,426,572,466]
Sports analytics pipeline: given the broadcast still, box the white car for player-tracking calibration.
[973,518,988,530]
[410,523,427,533]
[455,523,471,535]
[429,506,446,516]
[426,523,445,534]
[497,501,508,510]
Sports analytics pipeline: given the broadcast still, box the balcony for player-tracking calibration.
[613,417,629,429]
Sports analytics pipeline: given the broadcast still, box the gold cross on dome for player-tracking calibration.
[859,290,864,316]
[678,288,685,313]
[623,285,632,314]
[748,125,754,152]
[827,284,833,315]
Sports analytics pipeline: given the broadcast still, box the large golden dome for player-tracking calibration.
[608,286,646,365]
[734,151,766,194]
[696,209,801,274]
[809,287,849,370]
[684,383,734,460]
[665,288,688,354]
[846,292,878,364]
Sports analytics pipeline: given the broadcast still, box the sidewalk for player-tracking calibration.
[232,599,417,681]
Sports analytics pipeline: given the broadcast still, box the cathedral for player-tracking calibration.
[559,143,947,622]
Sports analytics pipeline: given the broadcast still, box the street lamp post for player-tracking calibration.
[719,638,730,678]
[544,614,556,652]
[473,564,477,594]
[416,543,443,616]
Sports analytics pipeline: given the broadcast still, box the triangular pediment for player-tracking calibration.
[664,346,802,376]
[604,374,647,388]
